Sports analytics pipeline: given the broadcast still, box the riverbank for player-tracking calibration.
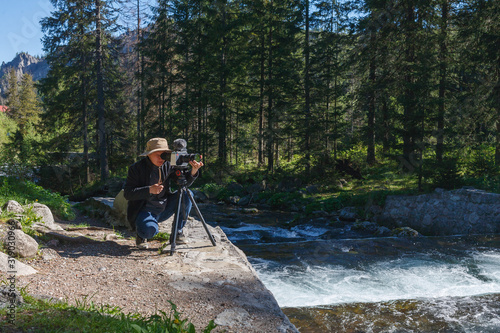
[1,208,298,333]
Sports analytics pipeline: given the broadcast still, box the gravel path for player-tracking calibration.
[5,213,297,333]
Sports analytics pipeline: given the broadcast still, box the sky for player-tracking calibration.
[0,0,55,64]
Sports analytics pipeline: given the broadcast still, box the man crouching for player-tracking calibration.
[124,137,203,249]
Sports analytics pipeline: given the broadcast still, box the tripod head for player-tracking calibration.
[173,168,188,187]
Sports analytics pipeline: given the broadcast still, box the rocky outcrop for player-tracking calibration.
[0,252,37,276]
[379,188,500,236]
[28,202,64,231]
[0,52,49,98]
[2,229,39,258]
[79,196,131,229]
[2,200,24,214]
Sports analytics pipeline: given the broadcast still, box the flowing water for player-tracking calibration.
[203,205,500,333]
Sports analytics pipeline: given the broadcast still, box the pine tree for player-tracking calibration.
[6,69,19,116]
[40,0,125,182]
[17,73,41,129]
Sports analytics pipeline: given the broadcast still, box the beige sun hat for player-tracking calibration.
[139,138,172,156]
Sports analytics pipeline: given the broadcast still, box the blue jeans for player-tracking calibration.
[135,190,193,240]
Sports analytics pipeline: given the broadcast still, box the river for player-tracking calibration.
[201,204,500,333]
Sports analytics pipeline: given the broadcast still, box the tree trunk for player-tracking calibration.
[218,5,228,164]
[367,29,377,165]
[136,0,142,156]
[304,0,311,175]
[95,0,109,181]
[402,2,416,166]
[81,50,90,184]
[495,55,500,165]
[436,0,448,162]
[267,8,274,173]
[258,33,265,166]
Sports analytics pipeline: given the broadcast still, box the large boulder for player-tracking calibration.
[82,195,132,229]
[339,207,359,221]
[2,200,24,214]
[0,252,37,276]
[112,190,128,224]
[27,202,64,231]
[192,190,209,203]
[2,229,39,258]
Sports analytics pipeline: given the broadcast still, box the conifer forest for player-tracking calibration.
[2,0,499,193]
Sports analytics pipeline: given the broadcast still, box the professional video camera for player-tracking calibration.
[160,139,201,169]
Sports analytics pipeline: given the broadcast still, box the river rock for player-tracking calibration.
[391,227,420,238]
[237,195,252,206]
[2,229,39,258]
[228,196,240,205]
[2,200,24,214]
[247,181,265,193]
[27,202,64,231]
[192,190,209,203]
[352,221,379,232]
[40,248,60,260]
[242,207,259,214]
[227,182,245,193]
[374,226,392,236]
[7,219,22,230]
[339,207,359,221]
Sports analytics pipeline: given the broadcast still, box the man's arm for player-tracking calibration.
[123,163,151,201]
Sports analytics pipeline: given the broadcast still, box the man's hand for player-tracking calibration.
[150,183,164,195]
[189,156,204,176]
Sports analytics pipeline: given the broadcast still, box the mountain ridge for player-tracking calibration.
[0,52,49,103]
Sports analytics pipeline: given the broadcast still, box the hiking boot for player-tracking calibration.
[176,231,188,245]
[136,235,148,249]
[169,231,188,245]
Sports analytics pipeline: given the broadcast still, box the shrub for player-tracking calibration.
[0,176,74,220]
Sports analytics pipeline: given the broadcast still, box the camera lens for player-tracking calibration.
[189,153,202,162]
[160,152,170,160]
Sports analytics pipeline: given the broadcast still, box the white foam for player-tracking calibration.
[252,250,500,308]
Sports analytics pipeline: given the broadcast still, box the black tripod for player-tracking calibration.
[169,169,216,255]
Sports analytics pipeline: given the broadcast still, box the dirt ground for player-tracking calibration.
[3,211,297,333]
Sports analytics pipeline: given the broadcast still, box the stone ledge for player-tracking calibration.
[379,188,500,236]
[2,196,298,332]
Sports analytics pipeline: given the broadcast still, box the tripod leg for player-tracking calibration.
[186,189,216,246]
[169,188,184,255]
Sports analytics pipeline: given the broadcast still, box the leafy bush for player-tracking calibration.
[463,146,498,177]
[0,176,75,220]
[0,111,17,146]
[421,158,463,190]
[267,192,307,209]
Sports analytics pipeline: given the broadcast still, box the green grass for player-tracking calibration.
[0,176,75,220]
[201,156,499,222]
[0,286,216,333]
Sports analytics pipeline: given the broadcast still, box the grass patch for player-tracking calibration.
[152,231,170,242]
[0,176,75,220]
[0,286,216,333]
